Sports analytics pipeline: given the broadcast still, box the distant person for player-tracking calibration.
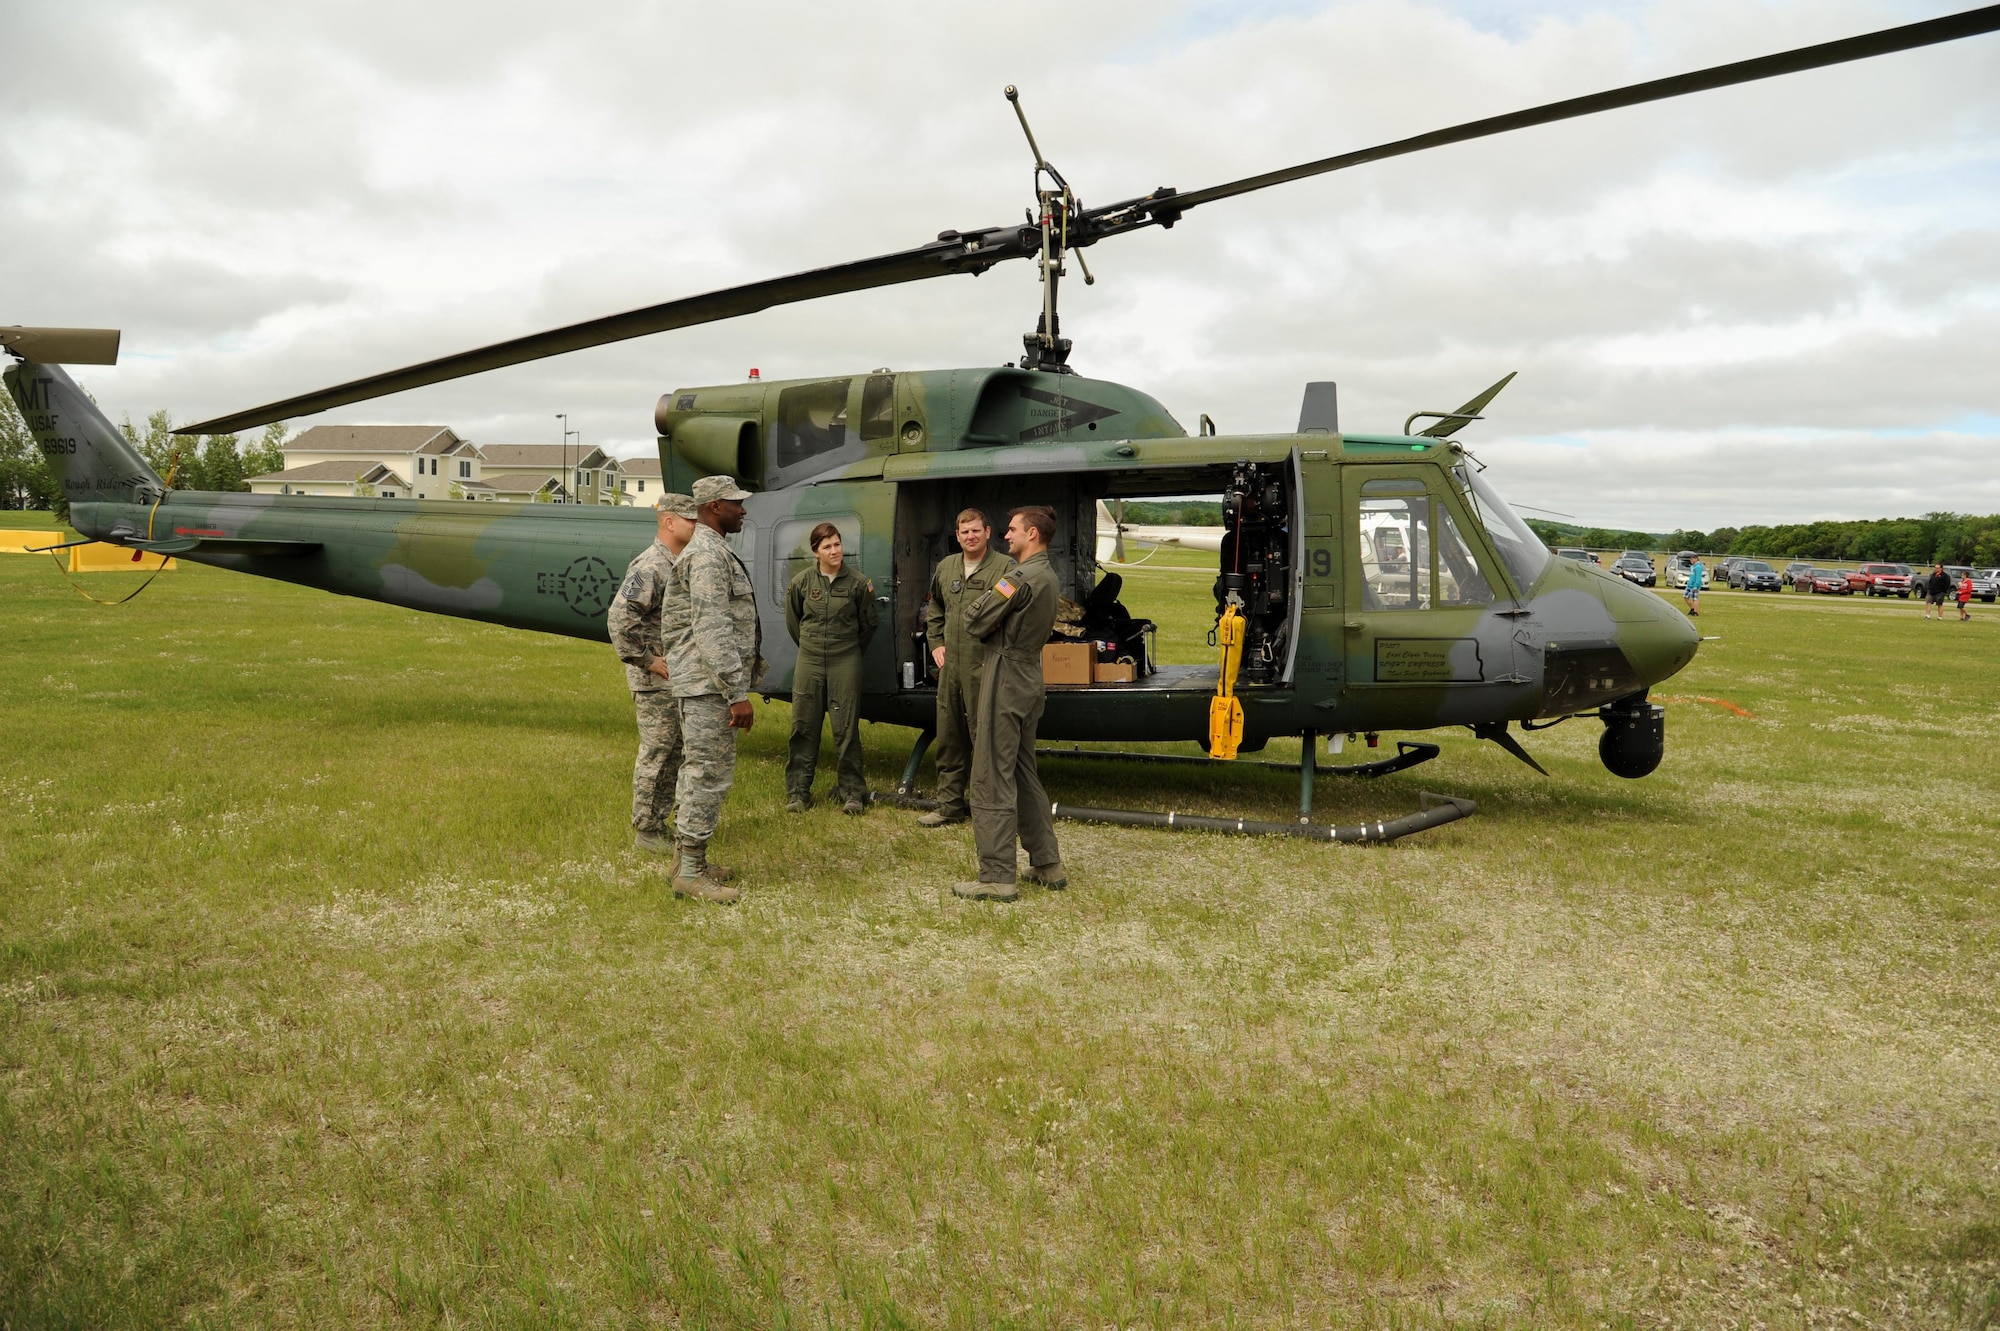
[608,492,724,869]
[919,508,1016,828]
[954,505,1064,903]
[1682,558,1705,616]
[1958,571,1975,622]
[1924,563,1950,619]
[784,522,878,815]
[665,474,763,903]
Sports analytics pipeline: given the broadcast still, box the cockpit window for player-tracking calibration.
[1454,464,1550,594]
[774,379,852,469]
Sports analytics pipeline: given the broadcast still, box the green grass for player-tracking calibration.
[2,533,1998,1328]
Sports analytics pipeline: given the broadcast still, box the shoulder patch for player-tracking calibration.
[994,577,1017,599]
[619,571,644,600]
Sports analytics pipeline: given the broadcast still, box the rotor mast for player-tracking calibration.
[1005,86,1092,374]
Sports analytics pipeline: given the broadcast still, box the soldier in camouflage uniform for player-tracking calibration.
[955,505,1066,902]
[784,522,879,814]
[919,508,1015,827]
[667,474,764,902]
[606,492,700,856]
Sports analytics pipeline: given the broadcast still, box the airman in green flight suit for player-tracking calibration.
[784,522,879,815]
[918,508,1015,827]
[954,504,1066,902]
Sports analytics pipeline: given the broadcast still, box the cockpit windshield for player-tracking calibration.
[1454,464,1550,594]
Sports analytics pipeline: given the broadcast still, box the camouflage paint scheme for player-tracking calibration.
[8,357,1698,758]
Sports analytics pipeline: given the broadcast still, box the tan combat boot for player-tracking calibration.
[918,807,969,827]
[634,829,674,857]
[952,880,1019,902]
[1022,862,1068,890]
[673,841,740,903]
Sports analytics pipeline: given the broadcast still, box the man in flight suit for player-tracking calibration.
[919,508,1015,827]
[606,492,701,856]
[954,505,1066,902]
[667,474,763,903]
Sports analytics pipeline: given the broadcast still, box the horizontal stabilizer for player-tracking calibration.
[1,326,121,365]
[119,534,323,558]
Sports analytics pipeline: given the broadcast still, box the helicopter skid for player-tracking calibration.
[866,787,1474,844]
[1050,791,1474,844]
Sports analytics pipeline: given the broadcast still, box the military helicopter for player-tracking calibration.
[10,5,1997,841]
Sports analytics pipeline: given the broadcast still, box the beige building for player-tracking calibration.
[616,456,666,505]
[479,444,624,505]
[248,425,490,500]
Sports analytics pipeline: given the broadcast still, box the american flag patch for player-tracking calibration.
[994,577,1017,598]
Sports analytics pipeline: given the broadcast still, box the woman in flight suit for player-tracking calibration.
[784,522,879,814]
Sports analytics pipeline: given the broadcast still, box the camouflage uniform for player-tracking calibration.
[608,539,682,837]
[668,522,763,844]
[965,550,1063,884]
[924,549,1016,818]
[785,563,879,805]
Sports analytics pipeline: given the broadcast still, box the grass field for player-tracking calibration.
[3,511,1997,1328]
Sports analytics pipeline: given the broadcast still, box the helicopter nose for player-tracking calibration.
[1602,576,1700,688]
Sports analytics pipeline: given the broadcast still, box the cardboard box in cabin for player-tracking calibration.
[1041,642,1094,685]
[1093,661,1137,684]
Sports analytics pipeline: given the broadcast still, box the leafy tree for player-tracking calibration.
[116,409,276,493]
[242,423,288,480]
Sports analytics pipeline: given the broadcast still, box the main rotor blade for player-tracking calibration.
[176,242,993,434]
[1149,4,2000,219]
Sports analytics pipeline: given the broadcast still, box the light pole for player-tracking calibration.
[556,414,580,504]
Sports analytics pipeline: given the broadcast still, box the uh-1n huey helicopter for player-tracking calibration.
[10,5,1998,841]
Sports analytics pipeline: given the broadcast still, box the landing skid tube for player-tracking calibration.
[872,728,1473,843]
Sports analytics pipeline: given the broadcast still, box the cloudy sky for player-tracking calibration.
[5,0,1996,530]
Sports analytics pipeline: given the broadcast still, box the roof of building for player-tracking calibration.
[479,444,610,469]
[482,471,565,494]
[248,460,376,482]
[288,425,468,455]
[620,457,662,478]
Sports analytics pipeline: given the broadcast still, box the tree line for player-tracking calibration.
[1527,514,2000,566]
[0,386,287,517]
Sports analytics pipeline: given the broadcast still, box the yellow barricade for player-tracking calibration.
[69,543,176,573]
[0,530,66,553]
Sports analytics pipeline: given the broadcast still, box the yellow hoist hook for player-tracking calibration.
[1208,602,1246,760]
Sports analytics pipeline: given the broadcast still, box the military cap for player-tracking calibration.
[692,474,753,504]
[657,491,698,519]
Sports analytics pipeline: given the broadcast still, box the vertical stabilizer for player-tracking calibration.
[3,360,164,508]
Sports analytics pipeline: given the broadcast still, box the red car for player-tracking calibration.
[1854,562,1913,597]
[1809,568,1855,595]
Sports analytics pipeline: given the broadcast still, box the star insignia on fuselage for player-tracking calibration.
[559,556,617,617]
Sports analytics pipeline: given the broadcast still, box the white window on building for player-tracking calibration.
[637,480,646,492]
[458,459,471,478]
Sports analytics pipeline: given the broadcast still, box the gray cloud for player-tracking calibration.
[5,0,1996,528]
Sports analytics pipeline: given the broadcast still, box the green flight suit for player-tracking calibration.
[964,550,1063,884]
[785,563,879,804]
[924,548,1016,816]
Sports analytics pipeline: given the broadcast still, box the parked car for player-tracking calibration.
[1555,547,1599,564]
[1854,562,1912,597]
[1729,559,1782,591]
[1714,557,1747,587]
[1808,568,1854,595]
[1611,556,1657,586]
[1942,566,1998,603]
[1981,569,2000,600]
[1783,561,1816,588]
